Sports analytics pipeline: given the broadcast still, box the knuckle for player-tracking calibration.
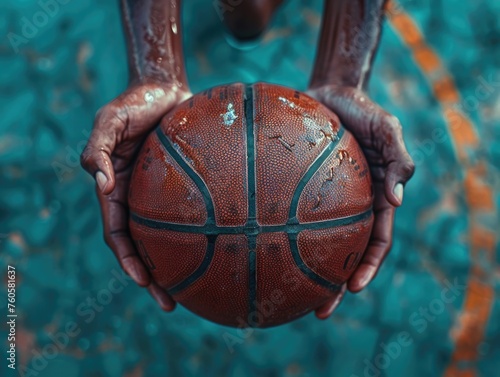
[401,160,416,178]
[94,103,122,127]
[372,235,392,254]
[372,239,392,255]
[79,146,92,169]
[94,105,112,124]
[103,232,114,248]
[95,103,128,132]
[93,106,106,123]
[383,114,403,132]
[386,240,393,253]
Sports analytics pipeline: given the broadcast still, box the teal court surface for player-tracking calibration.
[0,0,499,376]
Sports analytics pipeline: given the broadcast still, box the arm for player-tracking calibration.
[81,0,191,311]
[310,0,385,90]
[122,0,188,87]
[308,0,415,318]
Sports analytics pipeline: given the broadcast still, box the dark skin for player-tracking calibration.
[81,0,414,318]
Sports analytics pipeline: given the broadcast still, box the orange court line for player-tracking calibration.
[385,2,497,376]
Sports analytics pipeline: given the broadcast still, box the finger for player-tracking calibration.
[80,108,126,195]
[315,284,347,320]
[147,281,176,312]
[348,199,395,293]
[99,181,176,311]
[96,178,151,287]
[377,115,415,206]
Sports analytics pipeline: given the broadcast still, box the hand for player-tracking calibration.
[81,81,191,311]
[307,85,415,319]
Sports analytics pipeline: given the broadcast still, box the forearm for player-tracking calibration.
[309,0,386,90]
[121,0,188,88]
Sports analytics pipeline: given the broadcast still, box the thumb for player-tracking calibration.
[80,108,125,195]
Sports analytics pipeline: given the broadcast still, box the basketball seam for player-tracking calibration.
[156,128,217,224]
[137,90,371,303]
[168,235,217,295]
[285,126,347,292]
[287,127,345,222]
[154,125,217,296]
[244,84,257,321]
[288,234,341,291]
[130,209,373,234]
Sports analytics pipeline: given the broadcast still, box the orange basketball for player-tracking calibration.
[128,83,374,328]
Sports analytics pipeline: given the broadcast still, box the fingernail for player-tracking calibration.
[394,183,404,204]
[123,262,141,284]
[152,288,175,311]
[360,266,376,288]
[95,171,108,192]
[159,295,175,312]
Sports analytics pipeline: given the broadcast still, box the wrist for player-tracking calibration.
[308,84,355,101]
[122,0,188,97]
[130,77,191,100]
[130,71,188,88]
[309,72,368,92]
[309,73,347,90]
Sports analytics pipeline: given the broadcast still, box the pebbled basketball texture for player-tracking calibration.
[129,83,374,328]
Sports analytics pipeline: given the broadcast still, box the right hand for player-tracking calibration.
[81,81,191,311]
[307,85,415,319]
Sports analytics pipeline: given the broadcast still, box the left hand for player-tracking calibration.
[80,82,191,312]
[307,85,415,319]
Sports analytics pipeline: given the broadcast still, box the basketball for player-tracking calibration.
[128,83,374,328]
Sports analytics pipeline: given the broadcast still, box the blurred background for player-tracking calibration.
[0,0,499,376]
